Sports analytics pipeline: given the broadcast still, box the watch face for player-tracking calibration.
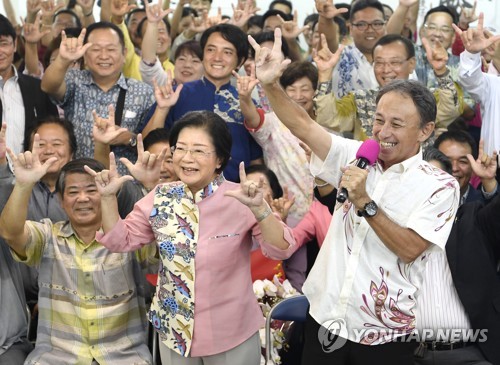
[365,202,378,217]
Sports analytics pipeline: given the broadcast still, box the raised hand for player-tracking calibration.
[232,67,259,99]
[452,12,500,54]
[207,7,230,27]
[120,134,166,190]
[110,0,137,21]
[27,0,42,18]
[22,13,51,44]
[467,139,498,181]
[76,0,96,17]
[145,0,172,23]
[399,0,419,7]
[458,0,478,28]
[315,0,349,20]
[7,134,57,186]
[92,105,129,145]
[313,33,344,76]
[0,123,6,165]
[224,161,266,209]
[58,28,93,63]
[84,152,134,197]
[422,38,449,75]
[40,0,65,21]
[189,10,210,35]
[270,186,295,221]
[153,72,183,110]
[230,1,260,29]
[249,27,291,86]
[279,10,309,40]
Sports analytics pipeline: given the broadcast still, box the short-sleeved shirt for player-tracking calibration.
[331,44,378,99]
[13,219,156,365]
[303,134,459,344]
[60,69,155,175]
[141,77,263,182]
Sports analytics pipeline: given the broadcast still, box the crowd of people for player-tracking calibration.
[0,0,499,364]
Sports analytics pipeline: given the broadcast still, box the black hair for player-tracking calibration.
[125,8,146,25]
[269,0,293,14]
[136,16,171,39]
[372,34,415,59]
[248,31,290,59]
[434,130,478,160]
[200,24,249,67]
[181,7,198,18]
[334,16,348,40]
[53,9,82,29]
[247,15,264,30]
[245,164,283,199]
[143,128,171,151]
[174,40,203,61]
[376,79,436,129]
[24,116,78,156]
[350,0,385,22]
[56,158,104,195]
[336,3,351,21]
[304,13,319,26]
[43,28,83,69]
[382,4,394,20]
[262,9,292,25]
[423,5,459,25]
[0,14,16,41]
[83,21,125,50]
[280,61,318,90]
[423,147,452,175]
[169,111,232,174]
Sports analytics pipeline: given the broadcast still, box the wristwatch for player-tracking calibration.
[357,200,378,218]
[129,135,137,148]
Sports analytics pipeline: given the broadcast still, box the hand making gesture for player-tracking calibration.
[120,134,166,191]
[248,28,291,86]
[58,28,93,65]
[313,33,344,81]
[452,12,500,54]
[7,134,57,186]
[84,152,133,197]
[422,38,449,76]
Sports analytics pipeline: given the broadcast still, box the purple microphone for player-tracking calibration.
[336,139,380,203]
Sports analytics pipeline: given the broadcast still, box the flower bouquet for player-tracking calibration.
[253,274,298,364]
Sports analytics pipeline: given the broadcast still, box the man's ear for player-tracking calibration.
[419,121,435,143]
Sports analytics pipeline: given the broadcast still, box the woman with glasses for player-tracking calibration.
[88,110,296,365]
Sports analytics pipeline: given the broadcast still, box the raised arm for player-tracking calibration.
[233,68,260,129]
[142,0,171,64]
[77,0,97,27]
[22,13,51,77]
[250,28,332,160]
[41,28,92,101]
[467,139,498,195]
[0,134,57,257]
[315,0,348,53]
[386,0,419,35]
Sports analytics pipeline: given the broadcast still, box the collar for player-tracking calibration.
[81,70,128,90]
[0,64,18,83]
[200,76,231,91]
[186,174,226,203]
[57,221,103,246]
[460,185,470,206]
[376,148,423,174]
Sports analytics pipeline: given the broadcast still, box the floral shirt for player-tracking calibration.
[303,134,459,344]
[59,69,155,175]
[331,44,378,99]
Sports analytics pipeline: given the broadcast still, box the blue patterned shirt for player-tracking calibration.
[332,44,378,99]
[60,70,155,175]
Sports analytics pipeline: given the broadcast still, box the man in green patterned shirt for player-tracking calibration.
[0,147,156,365]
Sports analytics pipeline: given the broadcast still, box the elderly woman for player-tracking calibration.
[88,111,296,365]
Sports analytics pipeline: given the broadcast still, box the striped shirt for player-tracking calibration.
[12,219,156,365]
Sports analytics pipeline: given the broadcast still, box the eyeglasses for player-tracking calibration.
[373,58,411,70]
[171,145,216,159]
[424,24,454,35]
[351,21,386,31]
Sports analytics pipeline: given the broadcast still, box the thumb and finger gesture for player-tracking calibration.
[452,12,500,54]
[224,162,265,207]
[60,28,93,62]
[84,152,133,196]
[467,139,498,180]
[232,66,259,98]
